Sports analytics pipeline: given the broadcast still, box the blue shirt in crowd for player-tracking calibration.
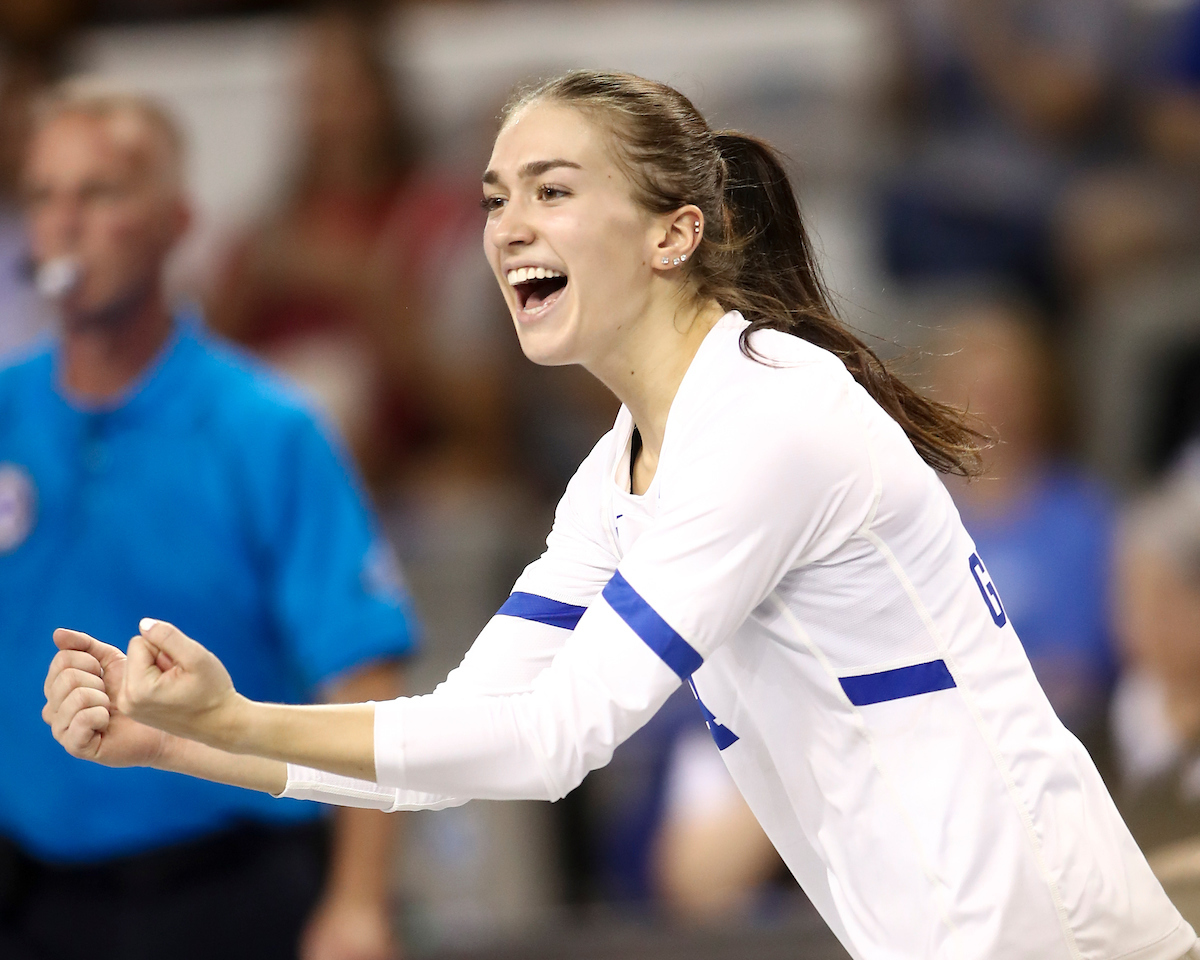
[0,312,418,863]
[957,466,1117,736]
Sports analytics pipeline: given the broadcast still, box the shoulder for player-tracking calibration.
[184,326,334,441]
[0,345,54,419]
[672,316,873,466]
[0,341,53,386]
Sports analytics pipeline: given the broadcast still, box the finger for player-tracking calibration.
[44,649,103,698]
[121,634,161,715]
[47,667,106,714]
[140,619,206,668]
[53,686,110,739]
[62,705,110,757]
[127,636,176,675]
[54,629,126,672]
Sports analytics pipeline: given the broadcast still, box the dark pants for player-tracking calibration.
[0,821,329,960]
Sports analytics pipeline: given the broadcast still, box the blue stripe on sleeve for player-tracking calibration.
[497,592,587,630]
[839,659,956,707]
[601,571,703,679]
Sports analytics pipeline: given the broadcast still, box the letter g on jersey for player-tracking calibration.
[0,464,37,554]
[968,552,1007,628]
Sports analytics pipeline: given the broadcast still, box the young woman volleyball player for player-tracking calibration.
[44,72,1197,959]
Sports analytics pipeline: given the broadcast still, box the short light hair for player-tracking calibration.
[31,80,186,191]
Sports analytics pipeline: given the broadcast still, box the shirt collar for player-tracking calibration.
[51,305,205,424]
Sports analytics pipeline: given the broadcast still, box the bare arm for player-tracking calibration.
[156,732,287,794]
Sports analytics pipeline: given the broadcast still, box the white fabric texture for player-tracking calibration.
[283,314,1195,960]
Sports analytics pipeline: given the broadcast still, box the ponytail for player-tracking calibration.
[504,72,988,477]
[712,133,987,477]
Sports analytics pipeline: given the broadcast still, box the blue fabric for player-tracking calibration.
[498,592,586,630]
[687,678,739,750]
[840,660,956,707]
[1166,2,1200,85]
[0,312,418,863]
[956,466,1116,734]
[602,571,702,680]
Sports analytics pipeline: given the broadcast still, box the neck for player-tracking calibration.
[59,288,174,403]
[587,293,725,490]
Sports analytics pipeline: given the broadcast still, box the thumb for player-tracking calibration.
[139,618,203,668]
[121,633,162,714]
[54,628,125,673]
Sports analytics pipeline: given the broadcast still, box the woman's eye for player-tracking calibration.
[480,196,505,212]
[537,185,569,201]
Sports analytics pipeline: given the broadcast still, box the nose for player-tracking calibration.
[488,196,536,249]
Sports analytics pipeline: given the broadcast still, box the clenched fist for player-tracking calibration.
[119,618,246,748]
[43,629,170,767]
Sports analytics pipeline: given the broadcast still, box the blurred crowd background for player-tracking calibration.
[5,0,1200,958]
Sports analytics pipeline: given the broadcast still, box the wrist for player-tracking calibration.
[148,729,183,772]
[201,691,256,754]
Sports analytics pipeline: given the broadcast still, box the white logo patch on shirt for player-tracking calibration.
[0,463,36,554]
[362,539,408,605]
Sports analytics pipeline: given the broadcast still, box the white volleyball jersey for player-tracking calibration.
[283,313,1194,960]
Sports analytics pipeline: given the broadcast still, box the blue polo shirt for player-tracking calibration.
[0,313,419,863]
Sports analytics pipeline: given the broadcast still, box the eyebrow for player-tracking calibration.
[482,158,582,186]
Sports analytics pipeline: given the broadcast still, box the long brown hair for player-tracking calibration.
[503,71,986,477]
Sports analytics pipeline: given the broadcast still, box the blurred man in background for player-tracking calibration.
[930,300,1118,754]
[0,89,415,960]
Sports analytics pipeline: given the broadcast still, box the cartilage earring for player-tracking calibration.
[694,222,701,233]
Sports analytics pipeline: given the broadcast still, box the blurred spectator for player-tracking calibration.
[0,56,53,359]
[1111,444,1200,851]
[880,0,1123,313]
[0,89,416,960]
[208,6,511,493]
[931,300,1118,747]
[651,720,784,921]
[562,687,790,922]
[1056,0,1200,295]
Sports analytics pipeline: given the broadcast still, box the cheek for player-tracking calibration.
[86,206,159,262]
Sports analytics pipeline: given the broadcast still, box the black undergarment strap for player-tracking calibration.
[629,427,642,490]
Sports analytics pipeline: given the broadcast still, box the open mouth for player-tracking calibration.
[507,266,568,314]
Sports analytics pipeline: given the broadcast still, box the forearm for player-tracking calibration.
[154,731,287,795]
[221,698,377,781]
[376,604,681,801]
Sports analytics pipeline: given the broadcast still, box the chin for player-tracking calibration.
[513,322,581,368]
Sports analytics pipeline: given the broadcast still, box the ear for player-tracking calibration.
[650,205,704,276]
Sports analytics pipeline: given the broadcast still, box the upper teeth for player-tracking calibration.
[506,266,565,285]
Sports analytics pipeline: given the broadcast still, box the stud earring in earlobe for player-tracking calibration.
[673,258,680,265]
[661,258,670,265]
[680,254,687,262]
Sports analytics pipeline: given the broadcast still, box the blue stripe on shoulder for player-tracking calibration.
[602,571,703,679]
[839,659,956,707]
[497,592,587,630]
